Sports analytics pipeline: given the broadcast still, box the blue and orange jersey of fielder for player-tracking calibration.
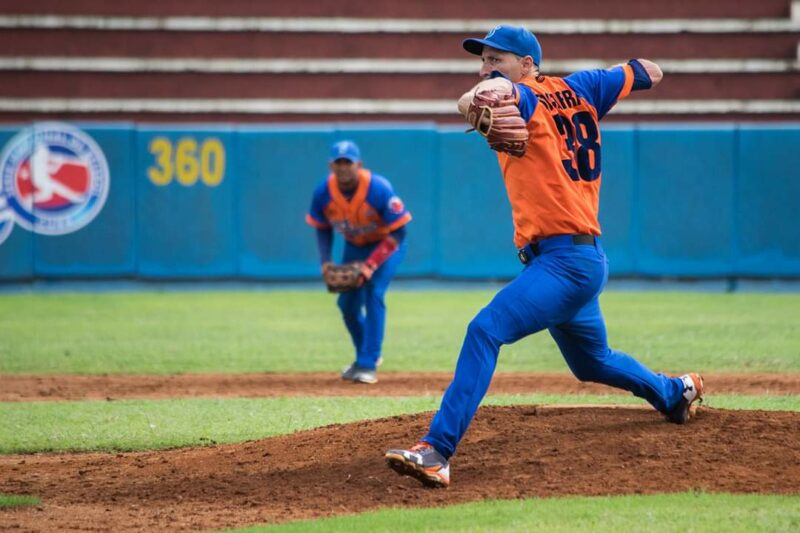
[306,168,412,246]
[499,64,636,247]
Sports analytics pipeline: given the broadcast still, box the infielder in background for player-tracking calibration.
[306,140,412,384]
[386,25,704,487]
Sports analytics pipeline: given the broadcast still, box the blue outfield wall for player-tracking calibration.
[136,125,238,278]
[0,122,798,281]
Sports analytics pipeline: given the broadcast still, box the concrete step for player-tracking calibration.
[2,71,797,100]
[0,3,795,123]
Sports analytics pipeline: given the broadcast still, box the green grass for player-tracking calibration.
[0,493,39,508]
[226,492,800,533]
[1,290,798,531]
[1,394,797,454]
[1,291,799,374]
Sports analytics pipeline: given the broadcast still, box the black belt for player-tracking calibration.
[517,234,596,264]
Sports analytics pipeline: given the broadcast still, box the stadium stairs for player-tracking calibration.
[0,0,797,123]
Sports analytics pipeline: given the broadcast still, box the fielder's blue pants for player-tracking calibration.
[423,235,685,459]
[337,240,406,370]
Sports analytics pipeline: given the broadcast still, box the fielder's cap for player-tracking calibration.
[329,140,361,163]
[463,24,542,66]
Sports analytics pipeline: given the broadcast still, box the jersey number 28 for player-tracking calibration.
[553,111,601,182]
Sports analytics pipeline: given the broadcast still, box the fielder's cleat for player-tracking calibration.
[385,442,450,488]
[341,363,357,381]
[665,373,705,424]
[340,363,378,384]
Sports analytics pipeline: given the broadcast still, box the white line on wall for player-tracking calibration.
[0,15,797,33]
[0,98,797,114]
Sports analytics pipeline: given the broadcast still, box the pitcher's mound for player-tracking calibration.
[2,405,799,532]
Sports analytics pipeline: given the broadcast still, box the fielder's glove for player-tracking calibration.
[461,79,529,157]
[322,261,368,293]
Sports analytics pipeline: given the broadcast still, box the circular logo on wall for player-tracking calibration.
[0,122,109,245]
[0,202,13,245]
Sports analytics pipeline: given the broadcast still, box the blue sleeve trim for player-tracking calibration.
[627,59,652,91]
[516,83,538,122]
[487,71,537,121]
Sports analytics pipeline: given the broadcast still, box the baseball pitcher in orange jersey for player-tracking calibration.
[385,24,705,488]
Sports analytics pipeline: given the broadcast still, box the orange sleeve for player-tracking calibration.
[617,64,635,101]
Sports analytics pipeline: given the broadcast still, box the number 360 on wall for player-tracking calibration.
[148,137,226,187]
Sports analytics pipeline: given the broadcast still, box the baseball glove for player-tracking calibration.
[465,85,529,157]
[322,262,365,293]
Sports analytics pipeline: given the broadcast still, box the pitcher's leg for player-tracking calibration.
[549,296,683,413]
[424,260,574,458]
[424,306,506,458]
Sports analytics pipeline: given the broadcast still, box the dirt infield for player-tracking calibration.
[1,374,799,531]
[3,372,800,401]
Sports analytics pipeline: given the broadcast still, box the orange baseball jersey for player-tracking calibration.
[306,168,412,246]
[497,64,635,247]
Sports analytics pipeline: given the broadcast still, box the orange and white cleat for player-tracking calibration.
[385,442,450,488]
[665,373,705,424]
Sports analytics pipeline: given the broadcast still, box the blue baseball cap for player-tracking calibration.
[329,140,361,163]
[463,24,542,66]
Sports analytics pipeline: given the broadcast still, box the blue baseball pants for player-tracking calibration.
[337,240,406,370]
[423,235,685,459]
